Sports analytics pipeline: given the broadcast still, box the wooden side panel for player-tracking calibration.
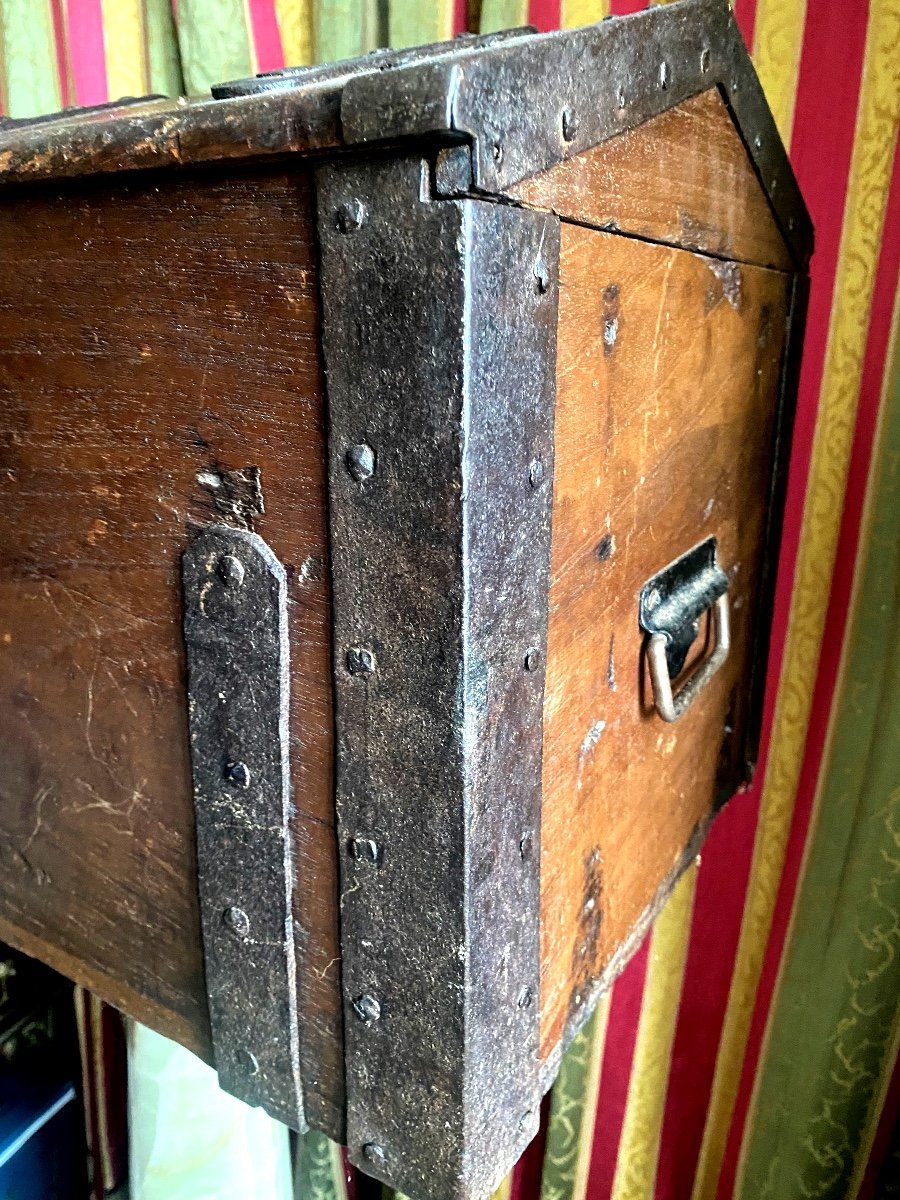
[0,167,342,1133]
[539,223,791,1059]
[508,89,792,272]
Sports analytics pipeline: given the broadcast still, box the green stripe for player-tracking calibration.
[145,0,184,96]
[388,1,454,49]
[0,0,61,118]
[739,325,900,1198]
[540,1007,602,1200]
[313,0,384,63]
[295,1128,348,1200]
[175,0,253,96]
[479,0,528,33]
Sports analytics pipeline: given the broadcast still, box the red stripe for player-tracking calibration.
[731,0,757,49]
[609,0,649,14]
[586,940,651,1199]
[653,799,758,1200]
[509,1091,553,1200]
[49,0,71,107]
[65,0,108,106]
[454,0,469,35]
[529,0,561,30]
[246,0,285,73]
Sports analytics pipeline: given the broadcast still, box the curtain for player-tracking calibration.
[0,2,896,1198]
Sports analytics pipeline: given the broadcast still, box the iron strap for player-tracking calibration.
[317,152,559,1199]
[182,525,304,1131]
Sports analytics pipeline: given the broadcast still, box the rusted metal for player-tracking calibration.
[182,524,304,1131]
[317,151,559,1200]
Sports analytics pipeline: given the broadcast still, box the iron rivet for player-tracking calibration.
[352,993,382,1023]
[362,1143,386,1165]
[346,442,375,482]
[754,134,763,150]
[616,85,626,109]
[561,106,578,142]
[335,199,366,233]
[349,837,380,863]
[788,217,796,231]
[518,986,534,1010]
[658,61,670,90]
[528,458,545,489]
[533,258,551,294]
[223,906,250,939]
[347,646,376,675]
[731,79,739,94]
[520,830,534,860]
[700,47,711,72]
[524,647,542,672]
[492,142,503,164]
[217,555,245,588]
[239,1049,260,1076]
[224,760,251,788]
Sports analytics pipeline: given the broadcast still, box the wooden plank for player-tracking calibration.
[539,222,792,1060]
[0,163,343,1135]
[508,89,792,271]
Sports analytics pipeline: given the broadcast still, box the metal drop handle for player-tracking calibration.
[647,592,730,723]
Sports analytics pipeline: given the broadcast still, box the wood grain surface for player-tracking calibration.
[508,89,792,271]
[0,164,343,1135]
[539,222,791,1059]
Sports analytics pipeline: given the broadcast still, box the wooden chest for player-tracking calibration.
[0,2,811,1196]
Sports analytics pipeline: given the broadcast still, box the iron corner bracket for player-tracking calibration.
[335,0,812,270]
[316,153,560,1200]
[182,523,305,1132]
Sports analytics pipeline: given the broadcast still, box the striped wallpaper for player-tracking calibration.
[0,2,897,1198]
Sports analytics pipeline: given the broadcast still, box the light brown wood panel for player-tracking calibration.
[0,166,343,1135]
[539,223,791,1059]
[509,89,792,271]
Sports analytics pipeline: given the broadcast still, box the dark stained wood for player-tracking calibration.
[508,89,792,271]
[0,165,343,1135]
[539,222,791,1059]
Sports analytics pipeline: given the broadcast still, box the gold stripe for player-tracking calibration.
[560,0,609,27]
[691,3,900,1196]
[275,0,313,66]
[100,0,149,97]
[491,1175,513,1200]
[751,0,808,146]
[611,864,698,1200]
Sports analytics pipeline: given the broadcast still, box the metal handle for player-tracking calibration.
[647,592,730,723]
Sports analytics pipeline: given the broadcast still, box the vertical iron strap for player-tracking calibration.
[318,153,559,1198]
[182,524,304,1131]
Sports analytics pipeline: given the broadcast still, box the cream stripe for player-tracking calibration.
[275,0,313,66]
[241,0,258,74]
[611,864,698,1200]
[691,4,900,1196]
[100,0,149,97]
[751,0,808,146]
[560,0,609,27]
[737,276,900,1200]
